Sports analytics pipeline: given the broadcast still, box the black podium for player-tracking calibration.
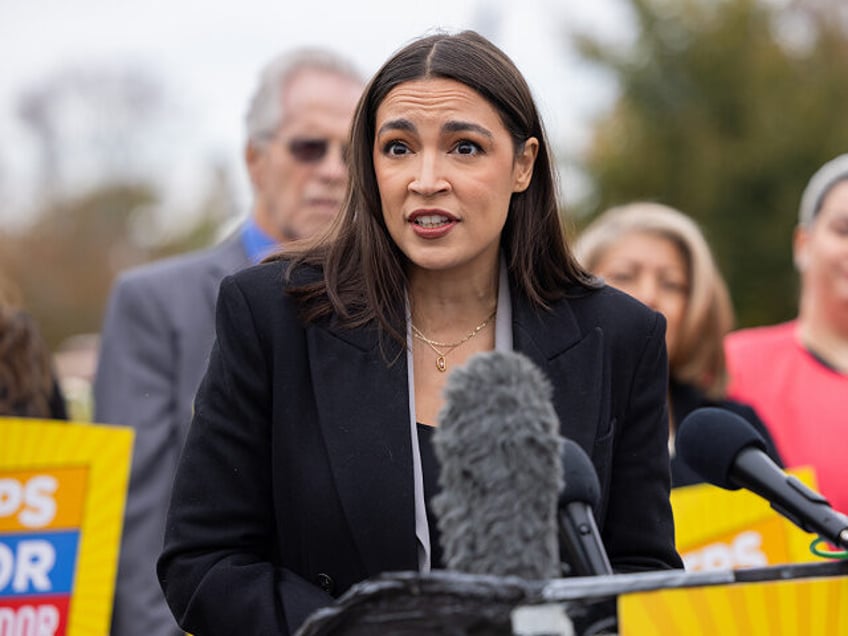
[296,560,848,635]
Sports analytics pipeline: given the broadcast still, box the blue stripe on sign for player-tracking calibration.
[0,530,80,596]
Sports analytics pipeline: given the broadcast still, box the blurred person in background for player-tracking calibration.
[576,202,781,487]
[0,272,67,420]
[725,154,848,515]
[52,333,99,422]
[93,48,363,636]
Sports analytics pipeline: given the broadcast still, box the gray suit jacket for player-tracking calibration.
[94,229,251,636]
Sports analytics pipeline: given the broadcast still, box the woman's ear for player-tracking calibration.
[793,225,810,271]
[513,137,539,193]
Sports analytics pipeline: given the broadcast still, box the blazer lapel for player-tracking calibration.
[308,322,418,575]
[303,293,607,576]
[513,295,606,454]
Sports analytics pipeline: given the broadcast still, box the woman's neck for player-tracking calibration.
[407,266,499,333]
[797,299,848,373]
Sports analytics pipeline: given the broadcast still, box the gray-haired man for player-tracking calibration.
[94,49,363,636]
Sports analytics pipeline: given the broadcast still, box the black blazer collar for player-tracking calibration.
[512,292,606,455]
[308,321,417,576]
[308,289,604,576]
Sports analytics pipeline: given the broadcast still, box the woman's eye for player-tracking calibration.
[606,272,634,284]
[454,140,481,155]
[828,220,848,236]
[661,280,688,294]
[383,141,410,156]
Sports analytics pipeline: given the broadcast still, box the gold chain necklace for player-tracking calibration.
[411,309,497,373]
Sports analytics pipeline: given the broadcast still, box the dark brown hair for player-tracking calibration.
[0,307,57,418]
[282,30,595,347]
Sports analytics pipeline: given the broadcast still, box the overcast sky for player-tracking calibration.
[0,0,632,232]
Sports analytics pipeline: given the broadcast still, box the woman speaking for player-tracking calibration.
[158,30,683,635]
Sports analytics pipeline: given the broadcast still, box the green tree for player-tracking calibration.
[575,0,848,326]
[0,166,237,352]
[0,184,157,349]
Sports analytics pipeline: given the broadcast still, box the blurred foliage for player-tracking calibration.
[16,64,170,195]
[0,184,155,350]
[0,177,233,351]
[1,58,237,352]
[1,60,238,418]
[0,177,233,423]
[154,163,238,259]
[573,0,848,327]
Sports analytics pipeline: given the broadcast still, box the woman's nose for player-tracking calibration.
[409,153,450,196]
[636,277,660,309]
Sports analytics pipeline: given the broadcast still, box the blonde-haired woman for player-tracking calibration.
[576,202,781,487]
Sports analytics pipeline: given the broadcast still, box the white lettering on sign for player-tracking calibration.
[682,530,768,571]
[0,540,55,593]
[0,605,60,636]
[0,477,58,528]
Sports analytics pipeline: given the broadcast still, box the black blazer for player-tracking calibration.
[159,261,683,635]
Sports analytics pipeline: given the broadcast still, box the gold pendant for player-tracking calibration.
[436,356,447,372]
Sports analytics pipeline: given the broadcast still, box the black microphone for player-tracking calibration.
[558,439,613,576]
[676,407,848,549]
[431,350,563,580]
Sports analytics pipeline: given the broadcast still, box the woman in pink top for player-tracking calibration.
[725,153,848,516]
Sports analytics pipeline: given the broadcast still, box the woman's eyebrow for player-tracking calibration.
[377,118,494,140]
[377,118,415,136]
[442,120,493,139]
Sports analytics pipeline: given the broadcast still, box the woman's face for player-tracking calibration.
[592,231,690,356]
[794,179,848,315]
[373,78,537,278]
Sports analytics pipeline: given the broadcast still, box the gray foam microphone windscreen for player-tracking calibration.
[432,351,563,579]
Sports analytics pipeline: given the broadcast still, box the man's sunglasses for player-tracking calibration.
[287,138,349,164]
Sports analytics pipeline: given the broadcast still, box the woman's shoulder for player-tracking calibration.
[226,259,322,295]
[216,260,323,329]
[215,261,330,345]
[711,396,784,466]
[693,390,770,443]
[530,284,666,366]
[708,394,759,423]
[564,283,662,335]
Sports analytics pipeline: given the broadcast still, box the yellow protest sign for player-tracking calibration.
[1,418,133,636]
[671,467,821,570]
[619,571,848,635]
[618,467,847,634]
